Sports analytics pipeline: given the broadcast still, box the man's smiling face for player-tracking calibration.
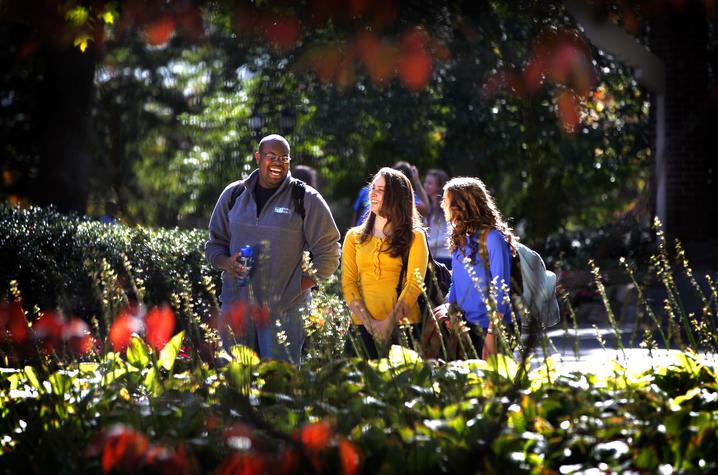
[255,139,290,188]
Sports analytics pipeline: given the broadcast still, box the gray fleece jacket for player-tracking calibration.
[205,169,340,315]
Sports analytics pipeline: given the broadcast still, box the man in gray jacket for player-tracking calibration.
[205,134,340,363]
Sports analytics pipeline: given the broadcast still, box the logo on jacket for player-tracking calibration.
[274,206,291,215]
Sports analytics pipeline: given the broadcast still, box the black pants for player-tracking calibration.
[466,323,486,358]
[344,324,421,359]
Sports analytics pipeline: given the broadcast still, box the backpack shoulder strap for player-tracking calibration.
[228,181,246,211]
[291,180,306,220]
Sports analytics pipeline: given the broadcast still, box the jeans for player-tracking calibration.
[220,300,306,364]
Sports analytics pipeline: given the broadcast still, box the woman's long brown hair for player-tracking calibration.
[359,168,422,258]
[444,177,518,262]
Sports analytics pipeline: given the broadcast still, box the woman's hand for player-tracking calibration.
[370,314,396,344]
[482,331,497,359]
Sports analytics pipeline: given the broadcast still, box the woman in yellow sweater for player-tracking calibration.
[342,167,428,358]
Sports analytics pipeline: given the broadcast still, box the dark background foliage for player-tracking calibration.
[0,0,667,246]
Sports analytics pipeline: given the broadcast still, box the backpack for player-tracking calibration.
[228,179,306,219]
[396,235,459,360]
[514,243,560,330]
[480,230,560,331]
[396,238,452,312]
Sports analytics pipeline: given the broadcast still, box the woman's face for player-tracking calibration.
[423,174,439,196]
[369,175,386,217]
[440,189,453,223]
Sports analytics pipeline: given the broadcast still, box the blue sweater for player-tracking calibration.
[447,229,512,328]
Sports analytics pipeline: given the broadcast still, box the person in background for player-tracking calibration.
[392,160,430,218]
[205,134,341,363]
[342,168,428,358]
[351,181,371,227]
[422,169,452,269]
[293,164,318,190]
[435,177,519,359]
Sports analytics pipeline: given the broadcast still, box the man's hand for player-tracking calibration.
[216,253,241,277]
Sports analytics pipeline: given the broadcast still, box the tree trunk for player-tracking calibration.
[32,45,97,214]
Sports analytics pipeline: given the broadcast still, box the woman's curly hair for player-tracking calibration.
[359,168,422,258]
[444,177,518,262]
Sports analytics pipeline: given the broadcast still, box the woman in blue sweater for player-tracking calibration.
[439,177,520,359]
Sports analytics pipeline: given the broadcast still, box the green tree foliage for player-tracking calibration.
[2,0,651,240]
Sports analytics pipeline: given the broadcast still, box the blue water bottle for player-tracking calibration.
[236,245,253,287]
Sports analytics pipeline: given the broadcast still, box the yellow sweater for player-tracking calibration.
[342,227,428,325]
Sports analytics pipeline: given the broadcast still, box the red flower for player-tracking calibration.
[109,310,145,352]
[299,421,333,452]
[31,312,65,353]
[249,303,270,328]
[0,301,29,344]
[338,437,361,475]
[216,453,267,475]
[145,305,175,351]
[143,443,190,475]
[63,318,94,355]
[225,301,247,337]
[96,424,149,474]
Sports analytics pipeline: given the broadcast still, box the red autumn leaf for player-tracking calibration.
[338,437,361,475]
[32,312,65,353]
[556,89,581,134]
[398,29,432,91]
[263,15,301,50]
[225,301,248,337]
[312,45,343,84]
[145,305,175,351]
[250,303,271,328]
[299,421,333,452]
[98,424,149,474]
[145,16,175,46]
[354,31,397,86]
[109,311,145,352]
[523,56,546,95]
[398,51,432,90]
[63,318,94,355]
[1,301,29,344]
[216,453,267,475]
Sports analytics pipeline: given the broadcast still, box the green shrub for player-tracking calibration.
[0,204,218,330]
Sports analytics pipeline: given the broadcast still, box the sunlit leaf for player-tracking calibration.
[388,345,421,367]
[48,372,72,396]
[22,366,42,391]
[230,345,260,366]
[485,353,522,380]
[66,6,89,25]
[126,335,150,368]
[73,34,92,53]
[100,10,115,25]
[158,331,184,371]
